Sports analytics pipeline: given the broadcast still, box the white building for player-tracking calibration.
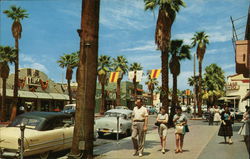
[225,74,250,112]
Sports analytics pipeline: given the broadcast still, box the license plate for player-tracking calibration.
[100,129,110,133]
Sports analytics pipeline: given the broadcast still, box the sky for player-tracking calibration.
[0,0,249,92]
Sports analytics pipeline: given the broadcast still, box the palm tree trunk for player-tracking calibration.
[10,38,19,121]
[68,79,73,104]
[1,78,7,121]
[169,74,177,127]
[198,61,202,117]
[70,0,100,158]
[161,50,169,113]
[100,83,105,114]
[116,78,122,106]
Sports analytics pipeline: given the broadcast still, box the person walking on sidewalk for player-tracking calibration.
[131,98,148,157]
[156,107,169,154]
[208,106,214,125]
[213,105,221,125]
[218,105,233,144]
[173,106,188,153]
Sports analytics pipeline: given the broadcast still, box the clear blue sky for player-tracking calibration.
[0,0,249,91]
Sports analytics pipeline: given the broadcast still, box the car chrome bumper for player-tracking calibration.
[98,129,123,133]
[0,149,19,158]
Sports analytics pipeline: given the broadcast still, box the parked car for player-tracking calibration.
[145,105,156,115]
[95,109,132,137]
[0,112,97,159]
[61,104,76,116]
[115,106,129,110]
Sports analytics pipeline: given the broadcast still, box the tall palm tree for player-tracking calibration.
[0,46,16,121]
[144,0,186,113]
[98,55,111,114]
[169,39,191,125]
[169,40,191,106]
[145,75,158,105]
[129,62,143,99]
[191,31,209,116]
[112,56,128,106]
[3,5,28,121]
[70,1,100,157]
[57,52,78,104]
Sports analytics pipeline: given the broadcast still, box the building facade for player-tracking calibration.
[0,68,70,118]
[226,74,250,112]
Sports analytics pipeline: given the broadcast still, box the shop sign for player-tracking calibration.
[225,82,240,90]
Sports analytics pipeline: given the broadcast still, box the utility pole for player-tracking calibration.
[193,53,197,118]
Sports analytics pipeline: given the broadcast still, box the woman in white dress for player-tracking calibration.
[238,106,250,140]
[156,107,169,154]
[213,105,221,125]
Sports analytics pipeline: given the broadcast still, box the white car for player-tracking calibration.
[95,109,133,137]
[115,106,129,110]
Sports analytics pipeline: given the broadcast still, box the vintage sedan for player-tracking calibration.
[95,109,133,137]
[0,112,97,159]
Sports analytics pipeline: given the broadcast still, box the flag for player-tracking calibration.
[150,69,161,79]
[186,89,191,96]
[136,70,143,82]
[128,71,135,80]
[109,72,119,83]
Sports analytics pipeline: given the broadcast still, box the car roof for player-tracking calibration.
[17,111,71,120]
[106,109,132,114]
[65,104,76,107]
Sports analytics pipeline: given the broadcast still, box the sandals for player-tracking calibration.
[175,149,183,153]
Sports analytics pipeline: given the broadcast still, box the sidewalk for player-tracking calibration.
[94,122,219,159]
[197,123,249,159]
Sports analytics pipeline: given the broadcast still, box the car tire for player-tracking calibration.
[98,132,104,138]
[39,151,50,159]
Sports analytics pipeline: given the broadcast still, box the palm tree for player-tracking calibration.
[112,56,128,106]
[0,46,16,121]
[57,52,78,104]
[70,1,100,157]
[203,64,225,106]
[3,5,28,121]
[169,39,191,125]
[191,31,209,116]
[129,62,143,99]
[169,40,191,105]
[98,55,111,114]
[144,0,186,113]
[145,75,159,106]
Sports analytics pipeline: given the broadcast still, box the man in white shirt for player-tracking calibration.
[131,98,148,157]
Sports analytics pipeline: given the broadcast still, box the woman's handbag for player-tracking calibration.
[185,125,190,132]
[175,125,184,134]
[155,122,161,127]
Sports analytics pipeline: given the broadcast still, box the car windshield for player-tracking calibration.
[105,112,126,118]
[9,117,41,129]
[64,106,74,110]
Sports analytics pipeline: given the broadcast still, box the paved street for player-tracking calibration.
[1,114,249,159]
[93,118,248,159]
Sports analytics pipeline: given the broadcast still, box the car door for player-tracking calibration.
[26,119,64,154]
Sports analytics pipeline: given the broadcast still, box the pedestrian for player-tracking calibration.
[238,106,250,141]
[218,105,233,144]
[173,106,188,153]
[131,98,148,157]
[213,105,221,125]
[156,107,169,154]
[208,106,214,125]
